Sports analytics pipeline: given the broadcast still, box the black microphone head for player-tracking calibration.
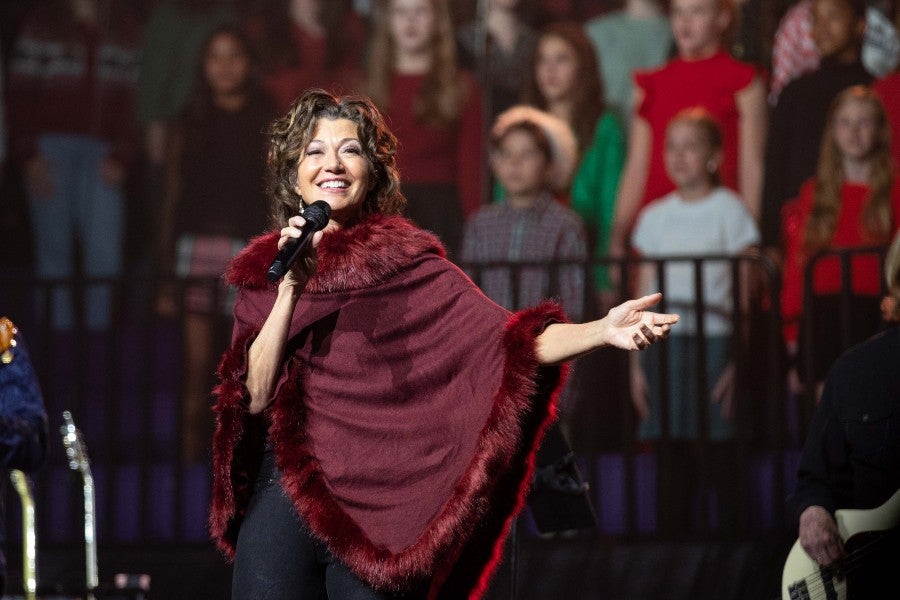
[303,201,332,230]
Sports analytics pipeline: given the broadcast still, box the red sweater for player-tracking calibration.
[385,72,485,218]
[5,4,141,167]
[781,178,900,342]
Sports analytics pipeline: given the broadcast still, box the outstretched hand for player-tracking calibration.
[534,293,679,366]
[603,293,678,351]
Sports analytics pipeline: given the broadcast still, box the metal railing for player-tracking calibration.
[0,246,889,562]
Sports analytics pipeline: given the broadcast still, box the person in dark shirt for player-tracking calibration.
[762,0,871,252]
[787,230,900,597]
[156,24,276,463]
[0,317,50,595]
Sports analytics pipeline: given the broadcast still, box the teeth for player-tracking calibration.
[320,181,348,189]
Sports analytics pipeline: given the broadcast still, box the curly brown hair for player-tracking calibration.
[266,88,406,226]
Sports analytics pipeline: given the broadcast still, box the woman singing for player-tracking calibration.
[211,88,678,599]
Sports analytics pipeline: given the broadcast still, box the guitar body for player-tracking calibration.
[782,488,900,600]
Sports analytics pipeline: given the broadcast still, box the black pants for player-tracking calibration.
[231,448,429,600]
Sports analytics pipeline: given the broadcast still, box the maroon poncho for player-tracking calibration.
[209,215,566,598]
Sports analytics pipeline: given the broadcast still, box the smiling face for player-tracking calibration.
[295,118,372,228]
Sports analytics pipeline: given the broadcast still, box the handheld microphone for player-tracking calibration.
[266,200,332,282]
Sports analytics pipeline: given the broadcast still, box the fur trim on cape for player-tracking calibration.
[210,214,566,598]
[224,214,446,293]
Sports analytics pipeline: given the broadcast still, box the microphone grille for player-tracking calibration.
[303,201,332,230]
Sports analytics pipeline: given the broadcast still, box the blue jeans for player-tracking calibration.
[231,448,429,599]
[638,335,733,441]
[27,134,124,331]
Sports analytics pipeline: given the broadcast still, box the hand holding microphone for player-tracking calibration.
[267,200,332,282]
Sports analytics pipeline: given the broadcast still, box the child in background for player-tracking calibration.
[462,115,588,435]
[366,0,484,260]
[630,108,760,535]
[156,25,276,463]
[521,21,626,305]
[762,0,871,251]
[610,0,766,263]
[768,0,899,107]
[780,85,900,399]
[462,116,588,321]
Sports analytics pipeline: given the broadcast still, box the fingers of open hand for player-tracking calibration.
[632,332,648,350]
[633,318,673,350]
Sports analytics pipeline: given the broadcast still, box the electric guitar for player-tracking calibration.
[10,469,37,600]
[781,488,900,600]
[61,411,99,600]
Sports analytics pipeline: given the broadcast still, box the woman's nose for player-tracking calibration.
[325,150,345,171]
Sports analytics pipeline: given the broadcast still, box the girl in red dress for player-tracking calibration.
[781,85,900,399]
[365,0,485,260]
[609,0,766,261]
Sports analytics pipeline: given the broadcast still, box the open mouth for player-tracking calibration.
[319,180,350,190]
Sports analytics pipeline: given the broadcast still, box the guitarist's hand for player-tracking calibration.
[799,505,846,566]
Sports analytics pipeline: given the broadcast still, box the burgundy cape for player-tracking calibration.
[209,215,567,598]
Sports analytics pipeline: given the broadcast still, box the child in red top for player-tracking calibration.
[781,85,900,394]
[609,0,766,260]
[365,0,484,260]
